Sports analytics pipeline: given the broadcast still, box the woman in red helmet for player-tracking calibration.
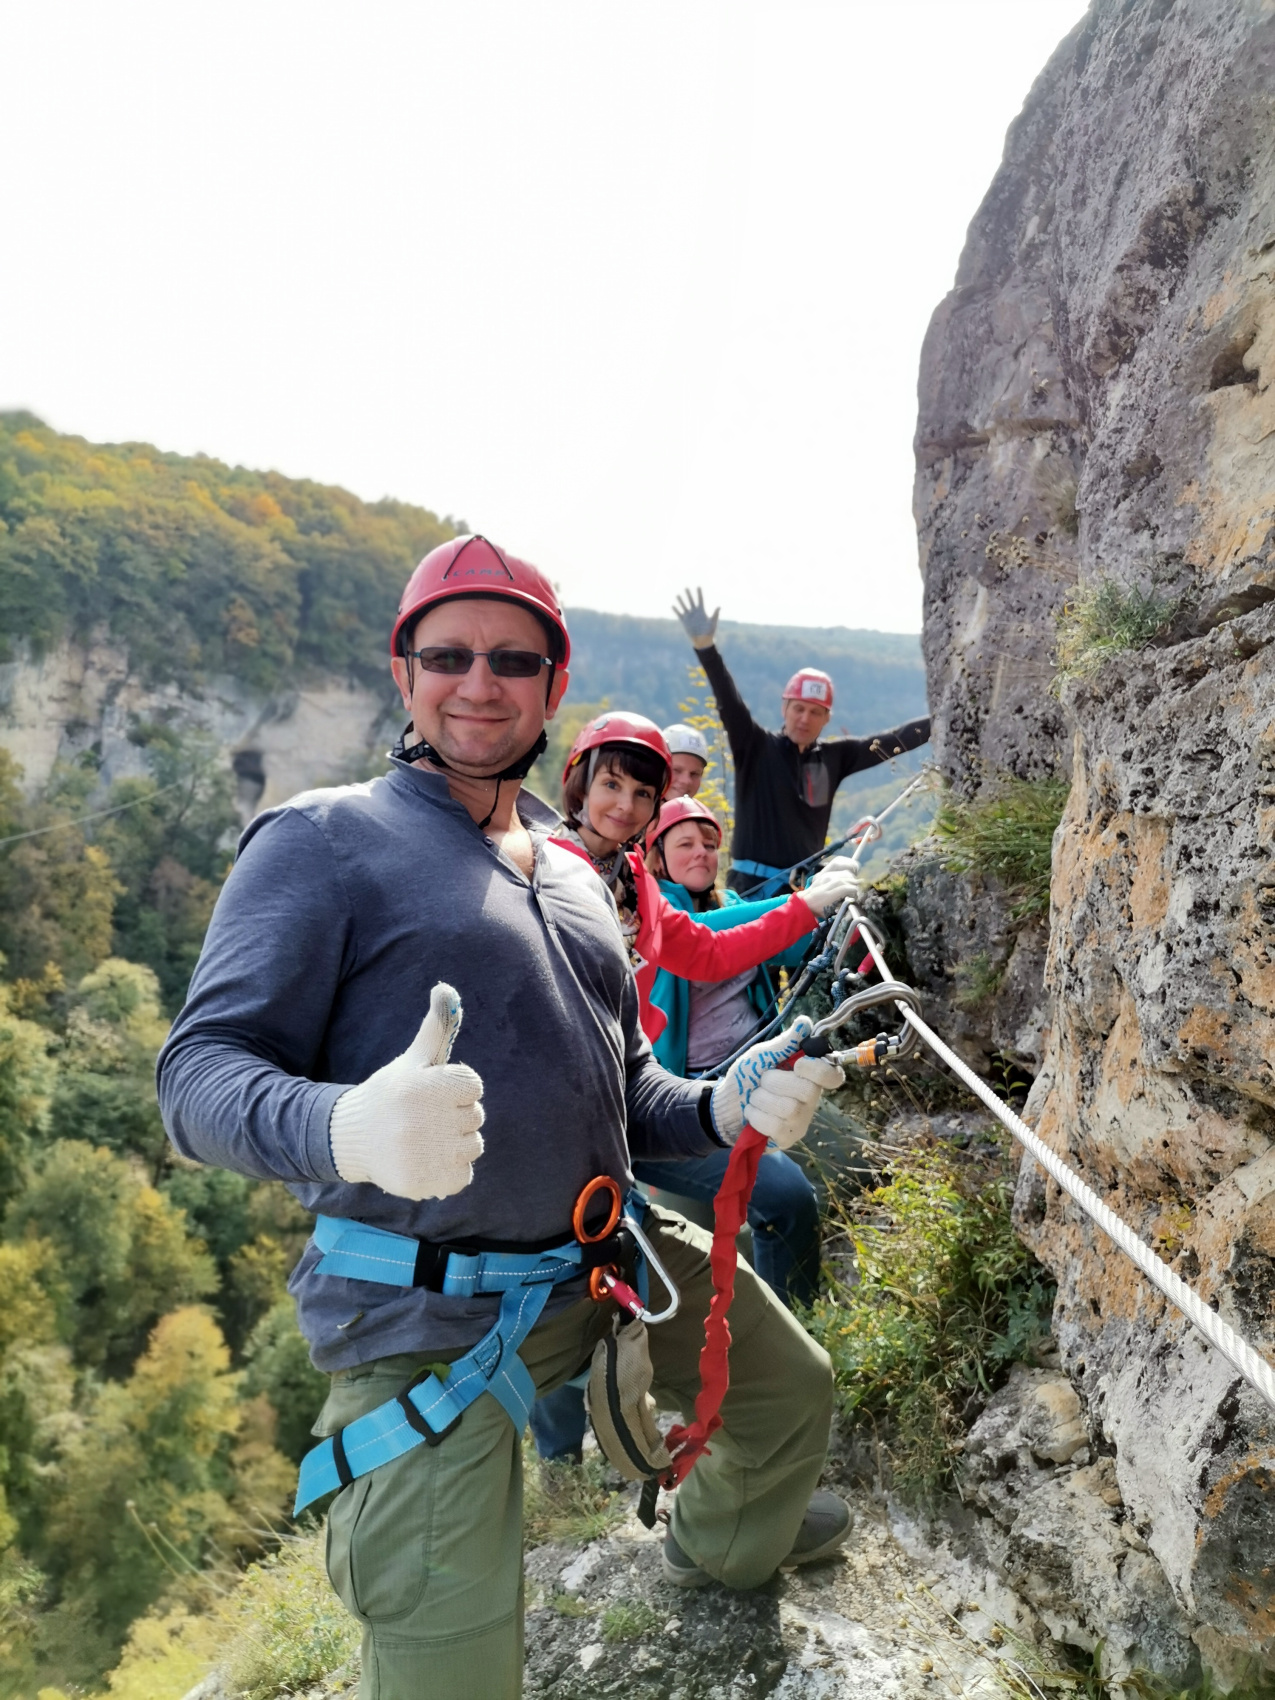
[642,797,804,1077]
[550,712,858,1043]
[637,793,822,1301]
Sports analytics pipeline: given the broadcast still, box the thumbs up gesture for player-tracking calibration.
[328,983,485,1200]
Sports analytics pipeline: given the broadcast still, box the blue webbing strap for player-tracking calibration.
[294,1280,552,1512]
[728,857,793,898]
[311,1215,586,1293]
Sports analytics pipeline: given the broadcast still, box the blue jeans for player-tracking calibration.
[528,1147,820,1461]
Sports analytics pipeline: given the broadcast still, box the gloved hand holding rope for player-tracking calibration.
[329,982,485,1200]
[796,857,861,917]
[709,1019,844,1148]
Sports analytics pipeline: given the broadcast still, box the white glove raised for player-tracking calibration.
[329,982,485,1201]
[673,585,720,650]
[710,1017,845,1150]
[798,857,862,918]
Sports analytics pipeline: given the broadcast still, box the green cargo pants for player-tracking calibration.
[315,1205,833,1700]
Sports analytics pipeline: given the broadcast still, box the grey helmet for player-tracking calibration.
[662,723,710,762]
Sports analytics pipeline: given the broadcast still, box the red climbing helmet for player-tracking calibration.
[781,667,834,708]
[562,712,672,794]
[644,794,722,851]
[390,535,571,667]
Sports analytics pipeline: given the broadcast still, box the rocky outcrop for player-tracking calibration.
[0,635,401,820]
[961,1367,1199,1683]
[914,0,1275,1680]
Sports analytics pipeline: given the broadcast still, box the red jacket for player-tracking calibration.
[551,840,817,1043]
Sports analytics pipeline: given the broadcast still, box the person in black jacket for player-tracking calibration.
[673,587,931,895]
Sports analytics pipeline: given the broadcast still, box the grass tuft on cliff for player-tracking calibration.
[1054,574,1182,683]
[803,1131,1055,1504]
[933,776,1068,918]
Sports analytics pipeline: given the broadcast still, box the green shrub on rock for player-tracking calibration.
[803,1132,1055,1502]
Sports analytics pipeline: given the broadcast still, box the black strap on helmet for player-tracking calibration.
[389,726,548,830]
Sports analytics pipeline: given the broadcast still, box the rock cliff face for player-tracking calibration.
[915,0,1275,1679]
[0,636,401,820]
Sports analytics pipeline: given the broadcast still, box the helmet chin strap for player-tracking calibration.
[390,725,548,831]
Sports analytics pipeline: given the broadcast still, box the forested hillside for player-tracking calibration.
[0,414,929,1694]
[0,411,456,693]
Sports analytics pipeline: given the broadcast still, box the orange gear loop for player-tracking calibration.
[573,1176,623,1304]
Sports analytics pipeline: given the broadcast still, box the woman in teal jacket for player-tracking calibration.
[636,796,820,1299]
[647,882,808,1076]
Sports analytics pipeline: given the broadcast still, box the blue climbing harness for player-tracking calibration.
[728,857,793,897]
[293,1204,639,1513]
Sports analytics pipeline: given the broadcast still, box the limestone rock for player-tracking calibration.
[915,0,1275,1677]
[960,1368,1198,1682]
[0,634,401,819]
[865,854,1050,1072]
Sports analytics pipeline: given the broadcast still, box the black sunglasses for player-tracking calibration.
[407,646,551,679]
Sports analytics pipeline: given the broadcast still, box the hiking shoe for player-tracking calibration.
[661,1492,851,1587]
[661,1531,713,1588]
[780,1490,852,1568]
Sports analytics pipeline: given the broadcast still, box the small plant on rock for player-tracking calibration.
[1054,573,1183,683]
[933,777,1069,918]
[954,951,1006,1012]
[522,1442,627,1546]
[601,1600,663,1644]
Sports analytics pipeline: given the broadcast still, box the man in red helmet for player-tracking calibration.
[159,536,850,1700]
[674,587,931,895]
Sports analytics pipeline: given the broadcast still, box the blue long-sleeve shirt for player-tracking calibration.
[156,762,712,1369]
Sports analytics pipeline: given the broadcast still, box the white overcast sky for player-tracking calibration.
[5,2,1084,633]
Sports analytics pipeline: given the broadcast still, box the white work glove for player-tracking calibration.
[797,857,861,918]
[710,1017,845,1149]
[329,982,485,1201]
[673,586,720,650]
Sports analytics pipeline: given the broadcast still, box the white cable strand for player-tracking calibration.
[842,770,931,868]
[0,777,190,849]
[845,908,1275,1414]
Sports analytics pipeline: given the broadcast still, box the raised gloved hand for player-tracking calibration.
[329,982,485,1200]
[798,857,861,918]
[710,1018,845,1149]
[673,586,720,651]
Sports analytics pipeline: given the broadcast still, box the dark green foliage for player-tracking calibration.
[162,1165,256,1270]
[46,959,171,1171]
[240,1300,329,1464]
[0,753,120,986]
[5,1140,218,1373]
[0,412,454,692]
[47,1072,165,1169]
[95,725,241,1011]
[803,1132,1055,1502]
[933,776,1069,918]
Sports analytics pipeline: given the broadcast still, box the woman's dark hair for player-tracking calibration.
[646,824,722,911]
[563,744,667,832]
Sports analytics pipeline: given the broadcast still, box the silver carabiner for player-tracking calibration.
[811,978,922,1062]
[616,1210,680,1325]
